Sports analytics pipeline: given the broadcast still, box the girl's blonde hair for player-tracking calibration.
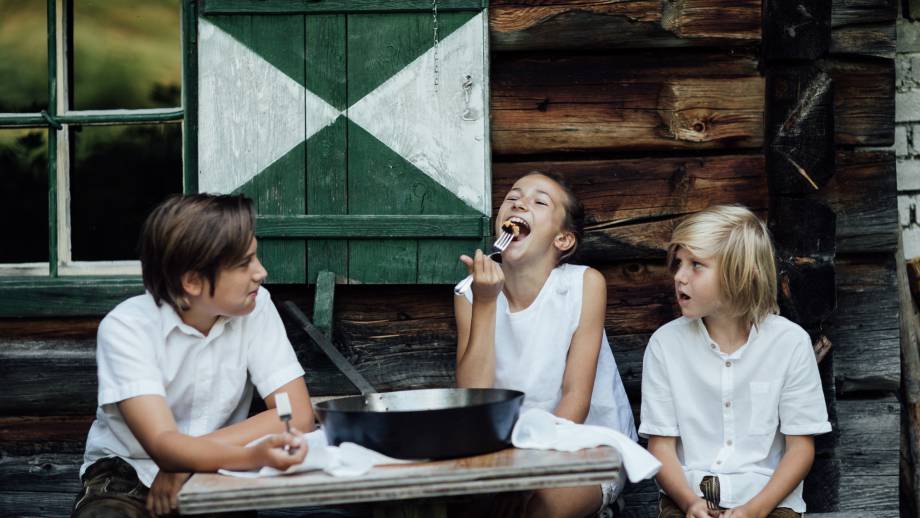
[667,205,779,326]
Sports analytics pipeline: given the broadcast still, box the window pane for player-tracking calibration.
[0,0,48,112]
[0,129,48,263]
[70,124,182,261]
[72,0,181,110]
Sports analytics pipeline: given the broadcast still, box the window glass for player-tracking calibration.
[0,129,49,262]
[70,124,182,261]
[72,0,181,110]
[0,0,48,112]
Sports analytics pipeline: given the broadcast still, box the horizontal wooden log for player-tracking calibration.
[814,151,897,254]
[0,338,98,416]
[0,452,82,494]
[825,58,895,147]
[0,490,77,517]
[826,256,900,395]
[0,416,92,456]
[490,50,764,155]
[834,397,900,514]
[489,1,760,51]
[830,0,896,58]
[830,23,896,59]
[492,155,768,261]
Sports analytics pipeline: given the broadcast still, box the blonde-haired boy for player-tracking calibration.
[640,205,830,518]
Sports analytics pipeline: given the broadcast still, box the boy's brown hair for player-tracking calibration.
[139,194,255,311]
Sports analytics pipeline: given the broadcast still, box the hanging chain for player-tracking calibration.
[432,0,440,91]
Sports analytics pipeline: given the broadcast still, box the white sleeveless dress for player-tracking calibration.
[464,263,637,439]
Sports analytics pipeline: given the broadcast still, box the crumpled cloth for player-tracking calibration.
[219,429,411,478]
[511,408,661,483]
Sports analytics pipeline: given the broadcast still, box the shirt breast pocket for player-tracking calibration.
[748,380,781,434]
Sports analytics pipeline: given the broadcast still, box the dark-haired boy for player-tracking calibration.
[72,194,313,518]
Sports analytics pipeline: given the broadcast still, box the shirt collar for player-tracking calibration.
[156,295,230,340]
[695,317,759,360]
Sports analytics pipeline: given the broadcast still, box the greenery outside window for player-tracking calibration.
[0,0,191,292]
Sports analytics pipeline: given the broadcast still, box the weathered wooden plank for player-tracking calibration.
[490,51,764,155]
[0,453,82,494]
[830,23,896,59]
[826,256,900,395]
[0,278,143,318]
[834,397,900,514]
[832,0,897,27]
[763,0,831,61]
[0,338,98,416]
[817,151,897,254]
[257,215,485,238]
[493,155,768,262]
[489,1,760,52]
[825,58,895,147]
[306,14,348,285]
[0,416,92,455]
[0,491,77,518]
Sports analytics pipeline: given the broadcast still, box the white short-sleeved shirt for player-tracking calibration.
[639,315,830,512]
[80,287,305,487]
[465,263,637,439]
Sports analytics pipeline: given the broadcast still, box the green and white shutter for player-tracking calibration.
[196,2,490,284]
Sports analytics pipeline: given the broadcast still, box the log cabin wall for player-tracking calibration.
[0,1,899,517]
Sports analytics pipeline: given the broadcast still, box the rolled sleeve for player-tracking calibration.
[778,336,831,436]
[639,337,680,438]
[246,289,306,398]
[96,314,165,406]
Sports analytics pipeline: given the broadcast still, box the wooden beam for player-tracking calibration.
[830,0,896,58]
[827,256,900,395]
[763,0,831,61]
[817,151,897,254]
[488,0,760,51]
[826,58,895,147]
[490,50,764,155]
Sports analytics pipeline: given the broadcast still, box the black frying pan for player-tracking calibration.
[283,302,524,460]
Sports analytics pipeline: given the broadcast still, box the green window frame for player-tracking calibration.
[0,0,197,316]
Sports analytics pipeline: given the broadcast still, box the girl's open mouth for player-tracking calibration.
[678,292,691,302]
[501,216,531,241]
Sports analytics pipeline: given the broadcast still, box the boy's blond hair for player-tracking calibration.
[667,205,779,326]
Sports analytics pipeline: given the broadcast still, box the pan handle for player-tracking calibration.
[282,301,377,396]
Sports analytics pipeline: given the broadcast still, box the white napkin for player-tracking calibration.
[219,429,412,478]
[511,408,661,483]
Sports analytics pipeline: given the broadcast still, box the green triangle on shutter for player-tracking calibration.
[346,11,476,107]
[234,142,306,284]
[346,119,477,283]
[207,14,306,88]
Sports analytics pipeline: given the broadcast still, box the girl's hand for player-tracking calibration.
[252,431,308,470]
[146,471,191,516]
[685,497,721,518]
[460,249,504,302]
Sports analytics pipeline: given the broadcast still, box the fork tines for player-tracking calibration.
[493,229,514,251]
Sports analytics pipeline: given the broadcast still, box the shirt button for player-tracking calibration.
[716,460,722,465]
[726,440,733,446]
[711,344,716,350]
[724,401,732,408]
[725,361,732,367]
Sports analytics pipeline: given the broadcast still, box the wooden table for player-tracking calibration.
[178,447,623,516]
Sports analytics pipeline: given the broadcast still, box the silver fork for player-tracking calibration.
[453,228,514,295]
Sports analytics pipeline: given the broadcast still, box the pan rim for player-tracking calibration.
[313,387,525,414]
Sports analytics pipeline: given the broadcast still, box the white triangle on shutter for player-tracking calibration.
[347,12,489,215]
[198,18,341,194]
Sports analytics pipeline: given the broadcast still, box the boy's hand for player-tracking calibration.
[685,497,721,518]
[722,504,767,518]
[460,249,504,302]
[252,430,307,470]
[146,471,191,516]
